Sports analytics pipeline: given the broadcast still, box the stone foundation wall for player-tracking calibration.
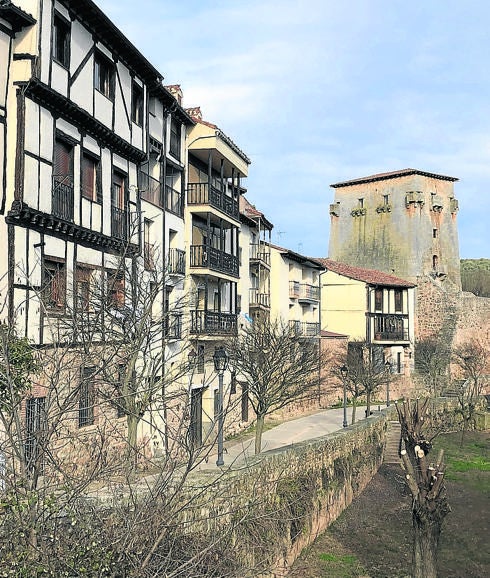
[182,413,389,577]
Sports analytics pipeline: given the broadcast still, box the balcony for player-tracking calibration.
[165,185,183,217]
[187,183,239,220]
[163,313,182,340]
[190,310,237,335]
[249,288,270,309]
[140,173,163,208]
[250,244,270,266]
[52,176,74,221]
[111,206,127,240]
[289,320,320,337]
[289,282,319,302]
[372,314,409,342]
[190,245,239,277]
[168,248,185,275]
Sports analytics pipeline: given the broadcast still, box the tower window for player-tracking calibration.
[433,228,438,239]
[358,198,364,208]
[383,194,390,205]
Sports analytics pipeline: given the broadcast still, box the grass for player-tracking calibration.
[432,431,490,491]
[316,551,366,577]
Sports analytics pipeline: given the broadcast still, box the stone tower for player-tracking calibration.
[328,169,461,288]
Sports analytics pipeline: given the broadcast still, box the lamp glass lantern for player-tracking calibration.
[213,346,229,373]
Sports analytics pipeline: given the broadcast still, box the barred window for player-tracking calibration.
[42,258,66,311]
[79,367,95,428]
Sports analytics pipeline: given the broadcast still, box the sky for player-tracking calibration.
[96,0,490,259]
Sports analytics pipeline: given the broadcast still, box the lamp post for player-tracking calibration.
[213,346,229,467]
[340,364,348,428]
[385,359,392,407]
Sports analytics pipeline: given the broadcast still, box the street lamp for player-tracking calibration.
[213,346,229,467]
[385,359,392,407]
[340,364,348,428]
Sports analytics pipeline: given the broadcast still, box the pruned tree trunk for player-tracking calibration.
[412,505,442,578]
[366,392,372,417]
[127,413,139,470]
[255,414,265,455]
[397,399,450,578]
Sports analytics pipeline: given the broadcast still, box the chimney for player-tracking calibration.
[185,106,202,121]
[165,84,183,105]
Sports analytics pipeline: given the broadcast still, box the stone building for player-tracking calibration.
[328,168,461,288]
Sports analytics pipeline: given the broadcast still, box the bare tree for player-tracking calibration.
[452,337,489,444]
[226,318,321,454]
[333,340,390,422]
[396,399,450,578]
[415,337,451,397]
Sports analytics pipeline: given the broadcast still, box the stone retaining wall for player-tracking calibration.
[182,412,389,576]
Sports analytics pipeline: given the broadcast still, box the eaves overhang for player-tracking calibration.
[0,1,36,33]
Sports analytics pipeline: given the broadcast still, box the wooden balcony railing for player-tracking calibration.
[250,243,271,265]
[187,182,239,220]
[168,248,185,275]
[289,320,320,337]
[190,310,237,335]
[249,288,270,308]
[190,245,239,277]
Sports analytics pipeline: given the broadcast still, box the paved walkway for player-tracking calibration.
[199,405,386,471]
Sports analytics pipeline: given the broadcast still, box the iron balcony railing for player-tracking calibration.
[140,173,163,207]
[168,248,186,275]
[249,243,271,265]
[190,245,239,277]
[190,310,237,335]
[289,282,320,301]
[289,320,320,337]
[52,176,74,221]
[111,205,127,240]
[372,314,409,341]
[165,184,184,217]
[187,183,239,220]
[249,288,270,308]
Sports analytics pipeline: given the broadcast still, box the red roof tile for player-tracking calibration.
[331,168,458,188]
[316,259,416,288]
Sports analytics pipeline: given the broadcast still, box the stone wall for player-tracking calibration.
[181,413,389,577]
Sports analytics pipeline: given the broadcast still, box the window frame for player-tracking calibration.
[394,289,403,313]
[79,366,96,428]
[42,257,66,312]
[53,12,70,69]
[106,269,125,309]
[374,288,383,312]
[94,52,115,100]
[81,151,102,203]
[131,81,144,126]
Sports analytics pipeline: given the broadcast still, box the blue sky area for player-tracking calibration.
[97,0,490,259]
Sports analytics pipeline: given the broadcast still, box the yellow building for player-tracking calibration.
[317,259,416,375]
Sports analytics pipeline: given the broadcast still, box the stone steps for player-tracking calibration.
[384,421,402,464]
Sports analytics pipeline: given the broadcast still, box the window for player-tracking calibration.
[131,81,144,125]
[358,198,364,208]
[144,219,154,270]
[25,397,46,472]
[374,288,383,311]
[169,118,181,159]
[53,13,70,68]
[53,138,74,220]
[79,367,95,427]
[81,152,101,202]
[43,258,66,311]
[433,255,439,270]
[76,265,93,311]
[383,194,390,205]
[94,53,115,99]
[111,170,127,239]
[394,289,403,313]
[433,228,438,239]
[107,270,125,308]
[196,344,205,373]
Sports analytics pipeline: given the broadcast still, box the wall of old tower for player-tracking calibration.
[329,172,461,289]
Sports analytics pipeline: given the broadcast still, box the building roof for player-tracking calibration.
[0,0,36,32]
[320,330,349,339]
[239,196,274,230]
[330,168,458,188]
[185,106,251,165]
[269,244,325,270]
[316,259,416,288]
